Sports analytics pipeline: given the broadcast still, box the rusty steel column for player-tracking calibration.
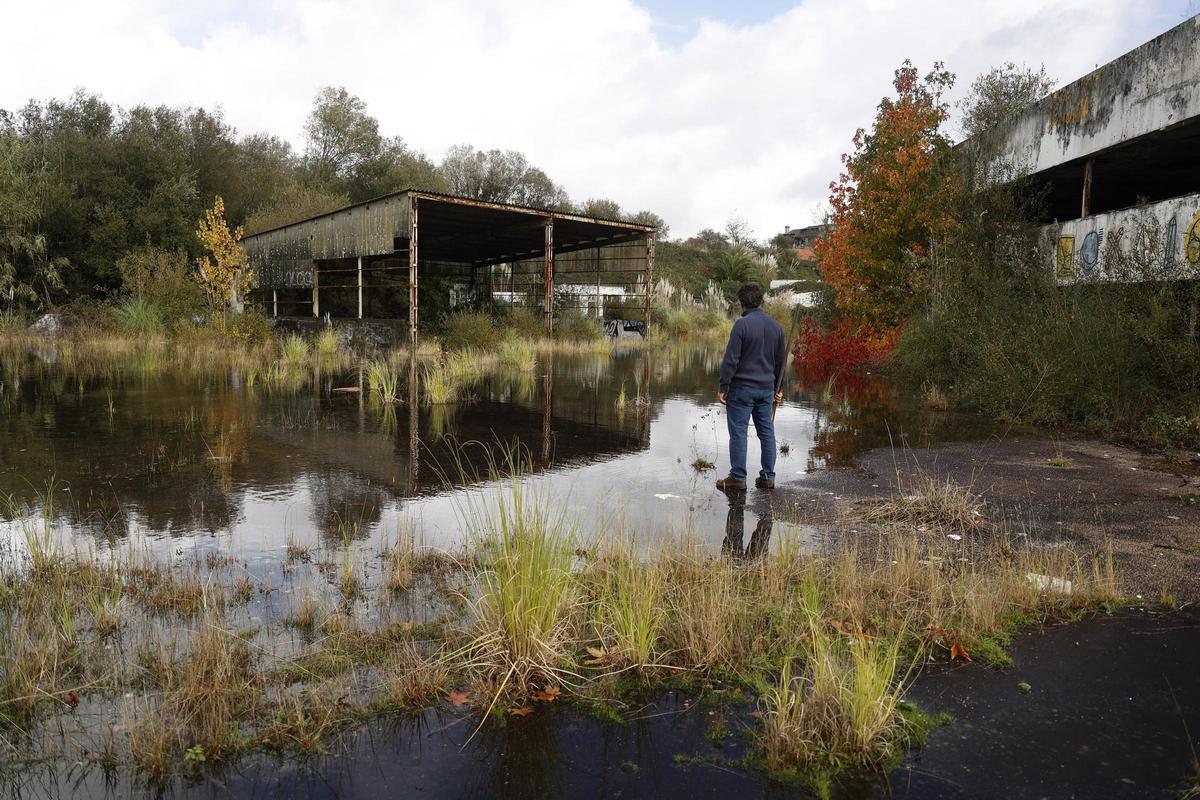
[544,219,554,336]
[1081,159,1094,217]
[409,199,420,347]
[312,264,319,319]
[408,350,419,493]
[643,233,655,338]
[357,256,363,320]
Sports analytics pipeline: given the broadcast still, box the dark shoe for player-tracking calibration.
[755,476,775,490]
[715,477,747,492]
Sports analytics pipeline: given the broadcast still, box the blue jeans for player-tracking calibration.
[725,384,776,482]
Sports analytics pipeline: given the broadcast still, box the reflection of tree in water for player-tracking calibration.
[308,470,387,542]
[0,358,251,535]
[800,369,898,471]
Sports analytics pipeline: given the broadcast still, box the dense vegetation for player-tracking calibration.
[804,62,1200,449]
[0,88,808,326]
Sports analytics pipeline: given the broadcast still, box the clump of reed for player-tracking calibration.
[280,334,310,363]
[498,336,537,372]
[422,364,459,405]
[315,328,340,358]
[364,359,400,404]
[459,477,582,699]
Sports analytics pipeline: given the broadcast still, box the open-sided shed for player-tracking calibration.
[241,190,656,342]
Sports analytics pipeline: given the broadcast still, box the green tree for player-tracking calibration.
[958,63,1055,139]
[303,87,382,185]
[439,144,570,209]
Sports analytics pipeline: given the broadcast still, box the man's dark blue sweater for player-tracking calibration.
[719,306,788,393]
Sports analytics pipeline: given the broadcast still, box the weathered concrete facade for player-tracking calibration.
[991,17,1200,178]
[974,14,1200,283]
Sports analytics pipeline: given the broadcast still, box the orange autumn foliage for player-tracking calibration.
[817,61,956,336]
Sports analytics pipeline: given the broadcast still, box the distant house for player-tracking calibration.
[777,223,830,262]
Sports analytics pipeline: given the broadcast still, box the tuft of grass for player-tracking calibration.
[113,297,166,337]
[866,474,986,532]
[315,328,340,358]
[498,336,537,372]
[593,540,665,669]
[281,334,309,363]
[461,476,581,699]
[422,364,459,405]
[364,359,400,404]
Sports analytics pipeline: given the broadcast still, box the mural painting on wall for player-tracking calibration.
[1187,210,1200,267]
[1056,235,1076,280]
[1053,201,1200,283]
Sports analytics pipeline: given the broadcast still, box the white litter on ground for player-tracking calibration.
[653,493,683,500]
[1026,572,1073,594]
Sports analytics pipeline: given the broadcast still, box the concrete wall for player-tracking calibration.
[244,193,412,288]
[1045,191,1200,283]
[991,16,1200,177]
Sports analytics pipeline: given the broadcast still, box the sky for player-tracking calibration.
[1,0,1196,239]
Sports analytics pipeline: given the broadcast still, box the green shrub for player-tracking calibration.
[442,311,500,351]
[112,297,166,336]
[222,309,274,347]
[116,246,206,322]
[499,307,544,340]
[554,310,605,343]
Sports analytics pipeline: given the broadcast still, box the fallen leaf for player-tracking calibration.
[949,642,972,662]
[509,705,534,717]
[532,685,561,703]
[62,691,80,710]
[446,690,472,708]
[586,646,606,660]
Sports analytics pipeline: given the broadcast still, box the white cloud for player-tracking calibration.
[0,0,1191,237]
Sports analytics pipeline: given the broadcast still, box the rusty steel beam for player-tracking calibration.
[408,191,655,233]
[1081,159,1094,217]
[643,234,654,338]
[409,198,420,345]
[544,220,554,336]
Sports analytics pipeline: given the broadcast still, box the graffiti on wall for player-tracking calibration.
[1051,197,1200,283]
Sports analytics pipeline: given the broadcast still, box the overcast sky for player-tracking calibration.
[2,0,1195,238]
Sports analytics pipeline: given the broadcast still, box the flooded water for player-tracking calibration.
[0,344,991,567]
[2,344,1196,799]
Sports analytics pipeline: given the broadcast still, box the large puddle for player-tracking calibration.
[2,343,1196,799]
[0,344,993,565]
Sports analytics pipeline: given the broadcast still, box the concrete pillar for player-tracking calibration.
[272,289,277,318]
[312,264,319,319]
[357,256,363,320]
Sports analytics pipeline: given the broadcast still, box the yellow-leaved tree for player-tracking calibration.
[195,196,252,312]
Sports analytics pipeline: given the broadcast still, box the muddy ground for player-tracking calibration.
[788,434,1200,601]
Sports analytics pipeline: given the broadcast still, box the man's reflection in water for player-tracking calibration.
[720,489,774,561]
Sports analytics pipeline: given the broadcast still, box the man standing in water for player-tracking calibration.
[716,283,787,491]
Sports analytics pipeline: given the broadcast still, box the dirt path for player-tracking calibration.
[789,434,1200,601]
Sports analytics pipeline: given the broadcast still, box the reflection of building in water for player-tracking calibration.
[251,352,654,499]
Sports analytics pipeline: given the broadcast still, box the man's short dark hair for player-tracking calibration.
[737,283,764,309]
